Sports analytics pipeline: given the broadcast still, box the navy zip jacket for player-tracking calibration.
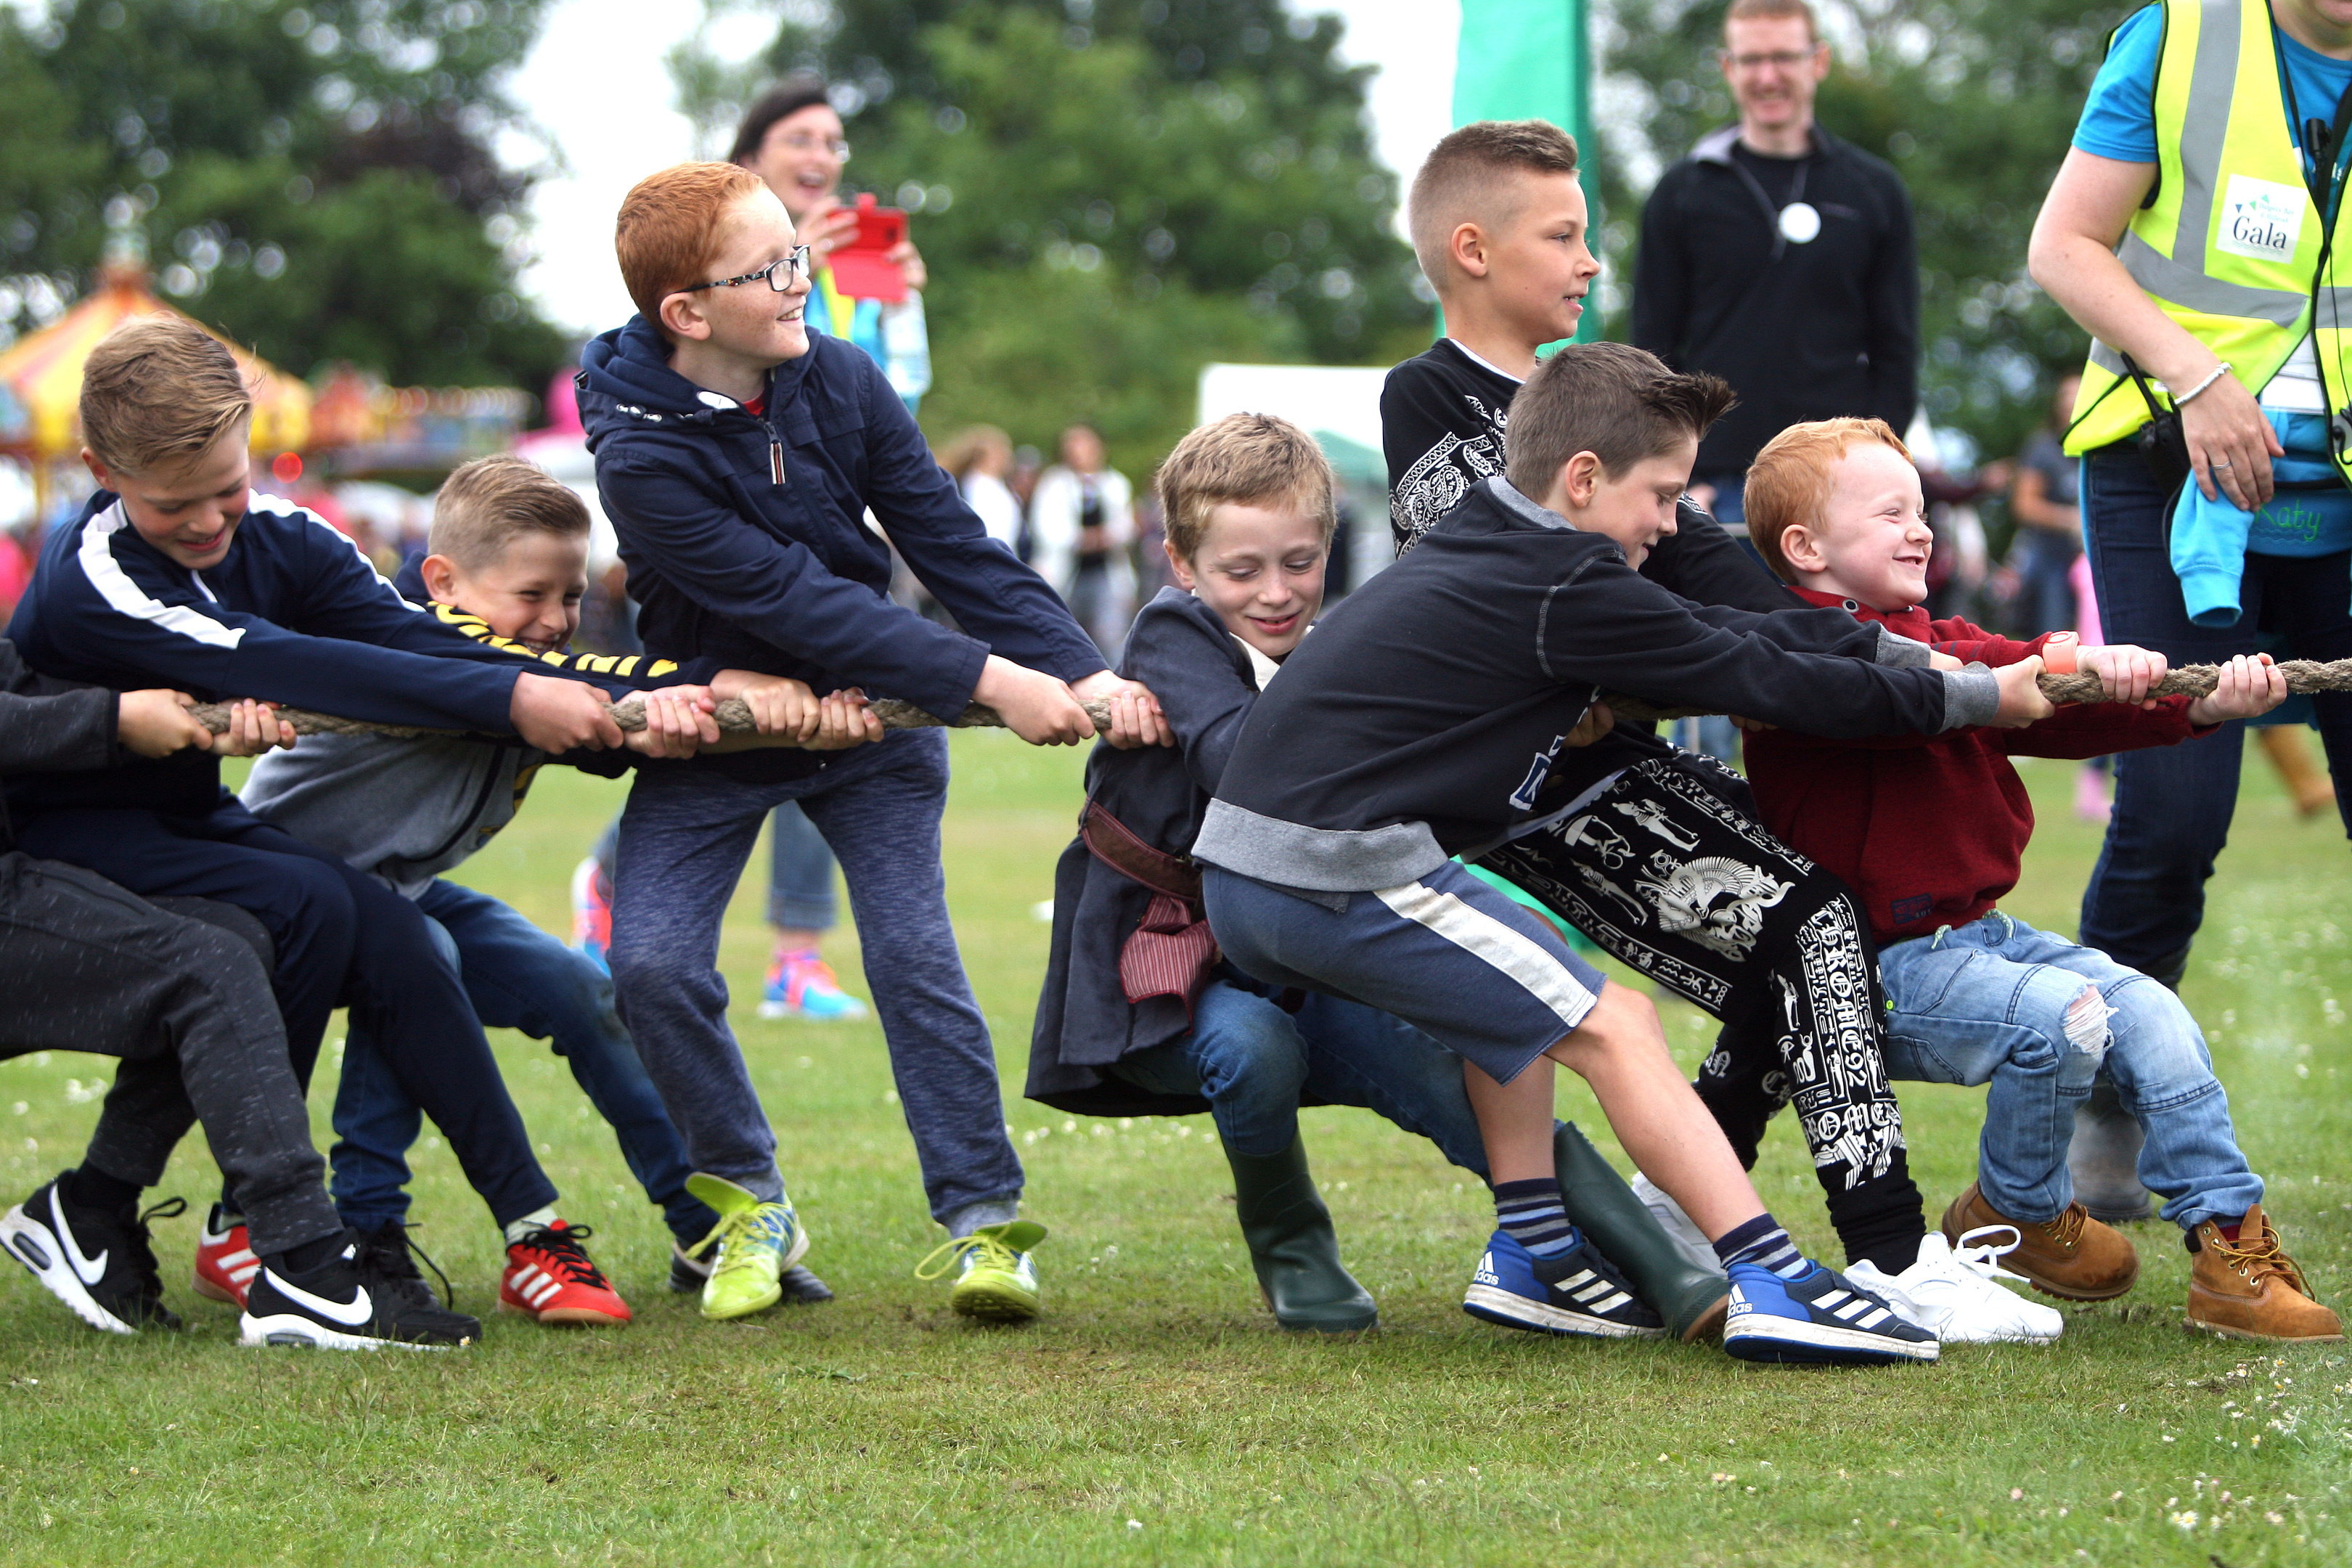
[1192,476,1996,894]
[579,318,1105,785]
[5,491,646,818]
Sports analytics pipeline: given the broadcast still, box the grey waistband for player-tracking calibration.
[1191,799,1450,893]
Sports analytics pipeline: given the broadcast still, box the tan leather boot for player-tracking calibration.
[1941,1182,2139,1300]
[2186,1205,2345,1342]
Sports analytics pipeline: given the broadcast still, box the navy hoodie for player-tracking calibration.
[578,319,1105,784]
[5,490,641,817]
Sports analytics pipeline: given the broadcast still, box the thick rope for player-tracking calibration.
[185,694,1119,743]
[1604,657,2352,727]
[184,657,2352,742]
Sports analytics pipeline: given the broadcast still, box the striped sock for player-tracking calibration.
[1494,1178,1577,1259]
[1712,1214,1808,1279]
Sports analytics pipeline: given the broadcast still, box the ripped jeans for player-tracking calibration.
[1877,912,2261,1231]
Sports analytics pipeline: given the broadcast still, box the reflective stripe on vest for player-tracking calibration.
[2066,0,2352,476]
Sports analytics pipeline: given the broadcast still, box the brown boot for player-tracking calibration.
[2186,1205,2345,1342]
[1941,1182,2139,1300]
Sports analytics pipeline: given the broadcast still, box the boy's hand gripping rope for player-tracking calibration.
[181,658,2352,744]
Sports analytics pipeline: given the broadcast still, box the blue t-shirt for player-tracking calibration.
[2076,4,2352,176]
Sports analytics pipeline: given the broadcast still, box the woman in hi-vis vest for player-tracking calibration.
[2030,0,2352,1217]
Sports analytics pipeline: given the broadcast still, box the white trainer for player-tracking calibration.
[1630,1173,1726,1279]
[1845,1228,2064,1344]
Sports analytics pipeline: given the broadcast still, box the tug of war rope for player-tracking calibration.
[186,659,2352,745]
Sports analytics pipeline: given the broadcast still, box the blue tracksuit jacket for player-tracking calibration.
[578,318,1103,784]
[4,490,644,817]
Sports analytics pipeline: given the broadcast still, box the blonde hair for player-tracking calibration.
[1155,415,1336,562]
[615,162,769,333]
[1726,0,1820,41]
[937,425,1012,483]
[80,316,251,475]
[430,455,590,571]
[1406,120,1580,286]
[1744,417,1911,582]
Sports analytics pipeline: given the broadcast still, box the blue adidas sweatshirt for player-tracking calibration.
[578,318,1104,785]
[4,490,640,817]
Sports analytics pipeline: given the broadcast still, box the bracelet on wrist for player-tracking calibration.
[2172,362,2232,405]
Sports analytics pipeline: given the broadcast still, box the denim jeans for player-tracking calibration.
[2079,449,2352,979]
[1877,912,2261,1230]
[609,730,1022,1228]
[331,878,716,1246]
[1111,973,1488,1172]
[765,801,838,933]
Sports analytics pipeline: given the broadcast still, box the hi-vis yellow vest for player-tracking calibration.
[2065,0,2352,478]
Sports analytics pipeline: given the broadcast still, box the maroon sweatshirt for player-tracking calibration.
[1744,589,2209,947]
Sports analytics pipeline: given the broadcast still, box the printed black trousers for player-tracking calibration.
[1478,752,1926,1270]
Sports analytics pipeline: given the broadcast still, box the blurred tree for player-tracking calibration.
[1593,0,2130,467]
[673,0,1426,475]
[0,0,567,389]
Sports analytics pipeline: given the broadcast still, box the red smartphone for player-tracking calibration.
[827,192,910,302]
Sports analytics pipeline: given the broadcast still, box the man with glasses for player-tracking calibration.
[1632,0,1918,553]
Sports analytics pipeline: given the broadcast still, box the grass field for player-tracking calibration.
[3,732,2349,1566]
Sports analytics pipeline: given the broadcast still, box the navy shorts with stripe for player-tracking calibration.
[1201,859,1605,1085]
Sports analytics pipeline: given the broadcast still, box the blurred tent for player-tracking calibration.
[0,266,311,493]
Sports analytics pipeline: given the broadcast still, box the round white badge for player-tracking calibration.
[1779,201,1822,244]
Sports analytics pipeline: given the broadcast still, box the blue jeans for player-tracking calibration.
[609,730,1021,1229]
[1111,974,1489,1172]
[331,879,716,1246]
[2079,449,2352,979]
[1877,912,2261,1230]
[766,801,838,932]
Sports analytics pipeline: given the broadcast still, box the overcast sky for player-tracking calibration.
[505,0,1460,338]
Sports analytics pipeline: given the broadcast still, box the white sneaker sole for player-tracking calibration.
[1724,1313,1940,1363]
[1463,1283,1662,1339]
[1,1202,139,1335]
[237,1312,444,1352]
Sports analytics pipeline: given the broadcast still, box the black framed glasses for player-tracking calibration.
[680,245,812,294]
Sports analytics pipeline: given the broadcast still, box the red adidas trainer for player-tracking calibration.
[192,1204,261,1307]
[500,1220,631,1326]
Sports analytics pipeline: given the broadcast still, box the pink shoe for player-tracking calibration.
[2075,765,2112,824]
[568,856,612,971]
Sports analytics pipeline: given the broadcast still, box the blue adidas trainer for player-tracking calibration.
[1721,1259,1940,1365]
[1463,1228,1664,1339]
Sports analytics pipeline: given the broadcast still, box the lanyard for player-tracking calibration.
[2274,23,2352,219]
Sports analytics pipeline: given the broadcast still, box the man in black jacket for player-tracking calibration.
[1631,0,1917,538]
[0,642,473,1347]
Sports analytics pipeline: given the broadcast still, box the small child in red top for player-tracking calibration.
[1741,417,2340,1344]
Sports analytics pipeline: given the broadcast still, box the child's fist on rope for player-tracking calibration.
[1990,656,2058,727]
[510,670,624,752]
[623,687,722,759]
[2076,642,2169,707]
[2184,652,2287,727]
[713,669,882,749]
[1071,670,1173,750]
[117,691,293,759]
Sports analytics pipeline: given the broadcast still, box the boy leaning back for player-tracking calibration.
[1375,120,2057,1344]
[7,317,653,1332]
[581,163,1165,1323]
[1194,341,2056,1366]
[1740,417,2340,1342]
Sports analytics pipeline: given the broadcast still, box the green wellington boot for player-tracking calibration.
[1227,1135,1379,1332]
[1553,1122,1731,1342]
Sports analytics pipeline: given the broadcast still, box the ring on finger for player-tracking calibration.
[2211,455,2234,467]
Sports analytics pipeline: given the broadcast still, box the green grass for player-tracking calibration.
[3,732,2349,1565]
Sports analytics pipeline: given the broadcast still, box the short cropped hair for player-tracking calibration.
[727,75,834,166]
[615,162,767,330]
[1407,120,1580,284]
[1726,0,1819,40]
[80,316,251,476]
[430,454,590,571]
[1155,415,1337,562]
[1502,342,1736,500]
[1744,417,1911,582]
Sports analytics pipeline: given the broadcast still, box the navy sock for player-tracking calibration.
[271,1233,346,1277]
[1494,1178,1577,1259]
[1712,1214,1808,1279]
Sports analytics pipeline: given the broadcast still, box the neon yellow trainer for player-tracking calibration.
[916,1220,1047,1321]
[684,1172,809,1321]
